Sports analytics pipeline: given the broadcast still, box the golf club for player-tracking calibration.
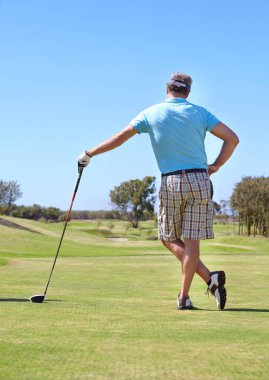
[30,165,84,303]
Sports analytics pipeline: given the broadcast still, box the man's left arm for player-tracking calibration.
[208,122,239,175]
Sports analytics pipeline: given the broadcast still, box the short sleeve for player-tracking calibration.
[130,112,149,134]
[205,110,220,132]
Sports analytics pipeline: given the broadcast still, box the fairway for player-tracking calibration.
[0,217,269,380]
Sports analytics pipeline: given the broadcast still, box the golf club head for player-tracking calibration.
[29,294,45,303]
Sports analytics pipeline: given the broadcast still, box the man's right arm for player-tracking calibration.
[77,125,138,168]
[208,122,239,175]
[85,125,137,158]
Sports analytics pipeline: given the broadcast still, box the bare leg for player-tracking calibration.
[162,239,210,283]
[179,239,200,297]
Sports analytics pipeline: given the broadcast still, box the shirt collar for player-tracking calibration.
[165,97,188,103]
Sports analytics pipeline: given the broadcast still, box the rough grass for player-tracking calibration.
[0,216,269,379]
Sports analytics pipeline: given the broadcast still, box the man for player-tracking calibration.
[77,73,239,310]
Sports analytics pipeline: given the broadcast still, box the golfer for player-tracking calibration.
[77,73,239,310]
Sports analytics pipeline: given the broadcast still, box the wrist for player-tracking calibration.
[85,151,92,158]
[212,162,221,170]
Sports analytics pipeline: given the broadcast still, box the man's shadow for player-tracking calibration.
[224,308,269,313]
[195,307,269,312]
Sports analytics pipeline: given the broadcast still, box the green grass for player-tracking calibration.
[0,216,269,379]
[0,257,7,266]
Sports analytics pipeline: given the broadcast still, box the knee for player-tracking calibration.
[161,239,184,250]
[161,239,170,249]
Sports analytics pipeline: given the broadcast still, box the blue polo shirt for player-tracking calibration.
[131,98,220,174]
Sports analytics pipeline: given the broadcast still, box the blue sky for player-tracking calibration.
[0,0,268,211]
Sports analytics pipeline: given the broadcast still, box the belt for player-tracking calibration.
[162,168,207,177]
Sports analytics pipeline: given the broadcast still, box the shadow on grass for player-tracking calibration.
[0,218,42,234]
[0,298,63,303]
[180,307,269,313]
[224,308,269,313]
[0,298,29,302]
[197,307,269,313]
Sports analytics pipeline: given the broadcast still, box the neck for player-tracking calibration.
[167,92,188,99]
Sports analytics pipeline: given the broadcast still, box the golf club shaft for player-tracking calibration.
[43,167,84,296]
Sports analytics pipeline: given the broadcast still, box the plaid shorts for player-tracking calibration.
[158,171,214,241]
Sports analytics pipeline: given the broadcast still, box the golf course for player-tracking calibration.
[0,216,268,380]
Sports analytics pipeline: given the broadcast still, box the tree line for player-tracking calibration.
[1,176,268,236]
[0,180,63,222]
[0,177,156,225]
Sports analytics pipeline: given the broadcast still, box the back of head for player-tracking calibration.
[166,73,192,97]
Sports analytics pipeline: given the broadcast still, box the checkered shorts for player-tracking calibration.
[158,172,214,241]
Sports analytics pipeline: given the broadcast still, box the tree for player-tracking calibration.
[0,180,22,214]
[230,176,269,237]
[220,200,230,215]
[110,176,156,227]
[213,201,221,215]
[42,207,62,222]
[0,180,5,203]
